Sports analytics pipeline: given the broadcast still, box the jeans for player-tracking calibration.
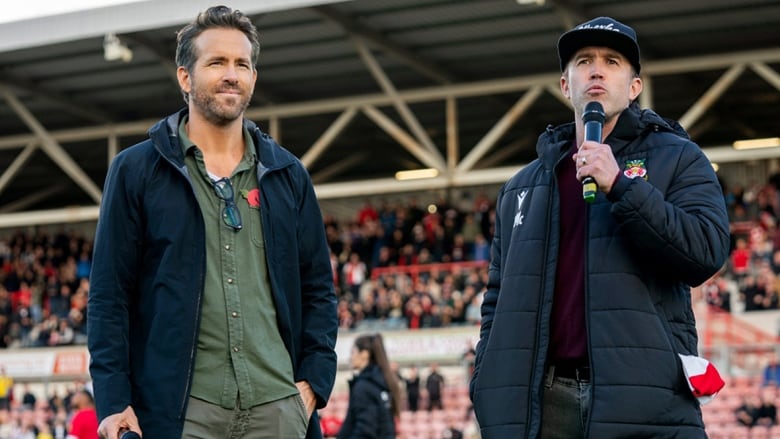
[541,367,591,439]
[181,394,309,439]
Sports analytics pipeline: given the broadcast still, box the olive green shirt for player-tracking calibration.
[179,116,297,409]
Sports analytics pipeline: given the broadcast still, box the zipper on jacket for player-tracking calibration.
[252,126,299,371]
[161,156,206,419]
[183,166,206,419]
[529,158,566,439]
[583,200,594,437]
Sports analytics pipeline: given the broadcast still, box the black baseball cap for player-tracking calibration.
[557,16,641,74]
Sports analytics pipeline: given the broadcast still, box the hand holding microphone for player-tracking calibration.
[581,101,605,203]
[97,406,141,439]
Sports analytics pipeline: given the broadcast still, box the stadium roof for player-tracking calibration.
[0,0,779,227]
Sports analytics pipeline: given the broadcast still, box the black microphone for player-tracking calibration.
[119,431,141,439]
[581,101,605,203]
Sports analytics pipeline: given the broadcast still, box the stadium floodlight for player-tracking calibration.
[732,137,780,150]
[104,33,133,62]
[395,168,439,181]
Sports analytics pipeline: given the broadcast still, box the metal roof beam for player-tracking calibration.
[648,49,780,76]
[479,136,534,170]
[548,0,586,30]
[0,141,37,195]
[679,63,745,130]
[354,38,446,170]
[311,4,455,85]
[0,78,112,124]
[0,0,351,53]
[0,86,103,204]
[0,141,767,226]
[639,75,654,109]
[446,97,458,174]
[0,47,777,152]
[301,107,357,169]
[456,86,544,174]
[0,206,99,227]
[0,186,67,214]
[119,34,286,105]
[361,105,443,171]
[310,152,367,184]
[750,62,780,92]
[119,34,179,85]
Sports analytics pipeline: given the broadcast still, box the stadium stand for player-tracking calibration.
[3,174,780,436]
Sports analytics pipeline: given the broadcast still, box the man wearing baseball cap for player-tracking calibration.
[469,16,729,438]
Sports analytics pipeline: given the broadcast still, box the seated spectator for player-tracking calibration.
[425,363,445,411]
[405,297,424,330]
[21,384,36,408]
[702,276,731,312]
[46,280,69,320]
[443,413,464,439]
[404,365,421,412]
[337,299,356,330]
[75,251,92,280]
[756,385,778,427]
[342,253,368,300]
[472,233,490,262]
[52,317,74,346]
[68,388,99,439]
[374,246,395,269]
[743,271,774,311]
[319,410,343,438]
[357,199,379,226]
[730,237,751,281]
[0,366,12,410]
[464,288,482,325]
[736,393,761,427]
[9,404,41,438]
[763,354,780,386]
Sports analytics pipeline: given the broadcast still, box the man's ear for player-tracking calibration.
[177,66,191,95]
[629,76,643,102]
[560,73,570,99]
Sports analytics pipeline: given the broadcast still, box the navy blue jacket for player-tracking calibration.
[87,109,338,439]
[470,105,729,438]
[337,364,396,439]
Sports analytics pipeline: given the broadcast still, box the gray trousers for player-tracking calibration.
[181,394,309,439]
[541,368,591,439]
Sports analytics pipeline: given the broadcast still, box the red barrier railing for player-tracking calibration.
[371,260,488,283]
[700,304,780,347]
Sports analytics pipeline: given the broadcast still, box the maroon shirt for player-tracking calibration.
[549,142,588,363]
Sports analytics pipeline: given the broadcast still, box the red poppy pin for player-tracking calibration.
[241,189,261,208]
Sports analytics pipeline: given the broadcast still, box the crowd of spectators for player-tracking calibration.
[0,191,497,350]
[0,230,91,350]
[6,174,780,349]
[703,175,780,314]
[0,380,95,438]
[2,177,780,436]
[325,195,494,332]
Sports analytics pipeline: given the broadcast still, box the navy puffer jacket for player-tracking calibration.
[470,104,729,438]
[338,364,396,439]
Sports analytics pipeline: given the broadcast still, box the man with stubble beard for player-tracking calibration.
[87,6,337,439]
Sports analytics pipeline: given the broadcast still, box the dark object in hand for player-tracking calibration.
[120,431,141,439]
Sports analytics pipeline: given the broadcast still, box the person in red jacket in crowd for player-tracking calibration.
[730,237,751,282]
[68,388,98,439]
